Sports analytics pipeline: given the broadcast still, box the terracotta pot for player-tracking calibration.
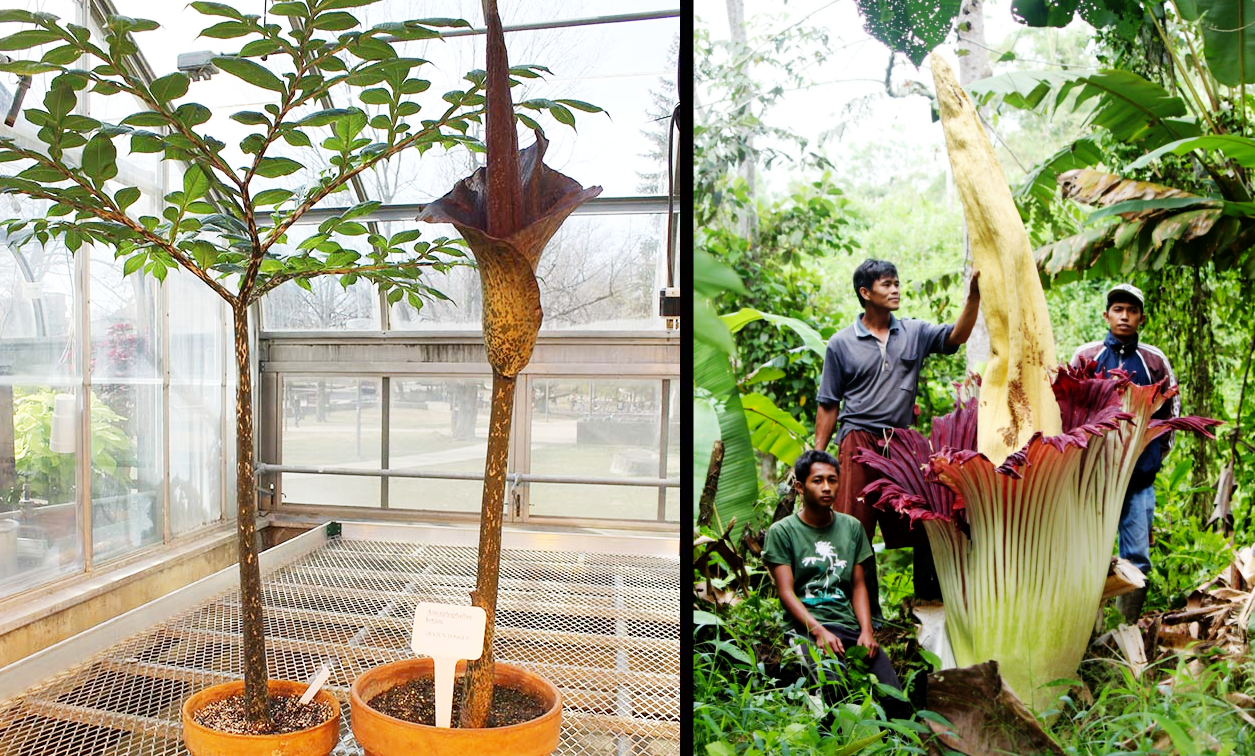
[181,678,341,756]
[350,658,562,756]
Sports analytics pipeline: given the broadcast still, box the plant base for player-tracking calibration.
[181,679,340,756]
[350,658,562,756]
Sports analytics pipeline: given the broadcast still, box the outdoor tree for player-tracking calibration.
[0,0,586,730]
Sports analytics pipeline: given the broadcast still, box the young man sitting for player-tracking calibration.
[763,450,901,694]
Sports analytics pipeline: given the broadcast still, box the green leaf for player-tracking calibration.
[742,393,809,465]
[231,110,270,126]
[149,72,189,102]
[555,98,603,114]
[254,156,302,178]
[0,10,43,23]
[213,55,285,92]
[182,163,210,201]
[721,308,827,357]
[299,107,356,126]
[833,732,887,756]
[190,2,244,20]
[312,11,359,30]
[42,44,81,66]
[200,21,254,39]
[267,2,307,16]
[318,0,384,10]
[123,253,146,276]
[1017,136,1104,207]
[1130,135,1255,170]
[853,0,962,65]
[971,70,1200,148]
[548,103,575,128]
[254,188,294,206]
[1011,0,1080,27]
[0,29,63,51]
[359,87,391,105]
[174,103,212,127]
[81,133,117,184]
[114,186,140,212]
[121,111,170,127]
[695,343,759,542]
[1178,0,1255,87]
[0,60,60,75]
[1085,196,1220,224]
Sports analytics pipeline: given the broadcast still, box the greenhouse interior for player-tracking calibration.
[0,1,680,754]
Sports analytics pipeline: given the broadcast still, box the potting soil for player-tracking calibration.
[368,678,546,727]
[191,693,333,735]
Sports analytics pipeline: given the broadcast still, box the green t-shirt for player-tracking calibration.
[761,512,874,632]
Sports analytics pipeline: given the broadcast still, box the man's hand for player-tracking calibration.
[968,269,980,300]
[856,628,879,659]
[813,625,845,656]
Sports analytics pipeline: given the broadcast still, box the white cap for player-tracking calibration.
[1106,283,1144,308]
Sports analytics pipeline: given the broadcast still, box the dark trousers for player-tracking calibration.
[789,623,910,721]
[789,624,901,691]
[839,430,942,606]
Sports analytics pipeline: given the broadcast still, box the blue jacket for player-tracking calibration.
[1071,332,1179,488]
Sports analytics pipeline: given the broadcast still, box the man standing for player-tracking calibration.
[814,259,981,607]
[1070,283,1178,623]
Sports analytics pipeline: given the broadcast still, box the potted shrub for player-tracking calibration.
[0,0,584,750]
[348,1,601,753]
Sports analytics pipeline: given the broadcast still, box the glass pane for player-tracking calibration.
[0,384,83,598]
[529,482,657,521]
[389,215,668,331]
[169,273,227,534]
[89,250,163,560]
[387,377,490,514]
[281,377,382,507]
[261,276,381,331]
[529,378,663,520]
[0,240,76,380]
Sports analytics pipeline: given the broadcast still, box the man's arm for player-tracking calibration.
[769,563,845,656]
[945,270,981,347]
[815,403,839,452]
[851,562,879,659]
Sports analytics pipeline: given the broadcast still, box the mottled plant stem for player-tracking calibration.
[233,305,269,727]
[460,370,515,728]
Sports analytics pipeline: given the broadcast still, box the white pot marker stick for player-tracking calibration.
[411,602,487,728]
[298,662,331,705]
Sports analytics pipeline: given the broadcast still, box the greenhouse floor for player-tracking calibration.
[0,521,679,755]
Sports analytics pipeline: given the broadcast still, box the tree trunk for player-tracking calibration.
[233,305,269,727]
[460,369,515,728]
[725,0,759,242]
[957,0,992,373]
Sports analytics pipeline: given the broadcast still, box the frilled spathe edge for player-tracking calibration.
[855,363,1220,528]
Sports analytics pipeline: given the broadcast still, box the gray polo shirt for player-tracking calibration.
[817,313,958,446]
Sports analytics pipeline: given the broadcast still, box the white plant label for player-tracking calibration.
[298,662,331,705]
[411,602,486,729]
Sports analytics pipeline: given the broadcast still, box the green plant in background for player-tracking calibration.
[11,387,132,503]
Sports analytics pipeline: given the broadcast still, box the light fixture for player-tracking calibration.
[176,51,220,82]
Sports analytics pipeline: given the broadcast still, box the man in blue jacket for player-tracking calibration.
[1071,283,1179,622]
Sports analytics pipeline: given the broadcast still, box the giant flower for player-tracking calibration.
[855,364,1219,709]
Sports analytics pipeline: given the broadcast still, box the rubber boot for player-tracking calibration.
[1116,587,1147,624]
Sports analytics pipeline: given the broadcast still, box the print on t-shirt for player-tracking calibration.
[800,541,848,606]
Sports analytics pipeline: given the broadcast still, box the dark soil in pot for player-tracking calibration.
[367,678,546,727]
[191,693,335,735]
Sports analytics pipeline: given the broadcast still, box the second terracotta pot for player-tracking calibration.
[350,658,562,756]
[181,678,341,756]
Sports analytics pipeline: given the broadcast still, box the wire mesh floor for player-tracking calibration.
[0,525,680,755]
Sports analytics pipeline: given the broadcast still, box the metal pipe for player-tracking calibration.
[410,10,680,39]
[256,462,679,488]
[289,195,669,225]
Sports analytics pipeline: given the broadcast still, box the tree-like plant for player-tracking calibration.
[0,0,586,730]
